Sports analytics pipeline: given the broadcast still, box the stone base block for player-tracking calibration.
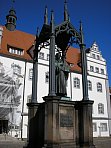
[26,97,95,148]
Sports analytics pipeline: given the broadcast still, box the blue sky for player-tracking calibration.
[0,0,111,85]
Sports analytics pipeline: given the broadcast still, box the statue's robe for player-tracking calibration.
[55,60,69,97]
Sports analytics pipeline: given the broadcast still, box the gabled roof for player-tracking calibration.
[0,26,81,73]
[0,26,35,61]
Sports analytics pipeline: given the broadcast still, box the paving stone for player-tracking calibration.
[0,134,111,148]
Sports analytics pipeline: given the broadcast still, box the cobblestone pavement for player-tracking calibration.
[0,134,26,148]
[0,134,111,148]
[94,137,111,148]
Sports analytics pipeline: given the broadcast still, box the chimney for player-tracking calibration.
[0,26,3,49]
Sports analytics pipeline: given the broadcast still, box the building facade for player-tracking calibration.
[0,26,110,139]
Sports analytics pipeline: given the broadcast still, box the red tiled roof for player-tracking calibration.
[0,26,35,60]
[0,26,81,72]
[66,47,81,73]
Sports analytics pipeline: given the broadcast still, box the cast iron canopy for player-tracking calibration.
[36,21,82,52]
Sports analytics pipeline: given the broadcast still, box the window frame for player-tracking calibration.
[29,68,33,80]
[97,82,102,92]
[97,55,100,60]
[93,122,97,132]
[39,52,44,60]
[73,77,80,89]
[90,66,94,72]
[88,80,92,91]
[45,71,49,83]
[92,53,95,59]
[98,103,104,114]
[100,123,107,132]
[101,69,104,75]
[9,47,24,55]
[95,67,99,73]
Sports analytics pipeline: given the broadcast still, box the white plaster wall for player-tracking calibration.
[87,60,107,79]
[21,62,33,138]
[0,43,110,138]
[23,62,33,112]
[71,72,83,101]
[37,63,49,102]
[66,73,72,98]
[88,76,108,118]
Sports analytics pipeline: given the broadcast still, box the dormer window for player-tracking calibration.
[8,45,24,55]
[70,63,74,67]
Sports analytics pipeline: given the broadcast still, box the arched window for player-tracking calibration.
[13,18,15,23]
[88,80,92,91]
[29,68,33,80]
[73,77,80,88]
[97,82,102,92]
[45,72,49,83]
[98,103,104,114]
[8,17,12,23]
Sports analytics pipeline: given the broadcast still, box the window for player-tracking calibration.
[39,52,44,59]
[98,103,104,114]
[15,126,19,129]
[97,82,102,92]
[11,63,21,75]
[9,125,14,129]
[13,18,15,24]
[74,77,80,88]
[70,63,74,67]
[29,68,33,79]
[90,66,94,72]
[47,54,49,60]
[9,17,12,23]
[9,47,24,55]
[45,72,49,83]
[92,54,95,59]
[27,95,31,103]
[100,123,107,132]
[101,69,104,74]
[88,80,92,91]
[97,55,100,60]
[95,67,99,73]
[93,123,97,132]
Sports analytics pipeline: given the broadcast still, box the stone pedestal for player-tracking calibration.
[43,96,76,148]
[24,102,40,148]
[75,100,95,148]
[25,98,95,148]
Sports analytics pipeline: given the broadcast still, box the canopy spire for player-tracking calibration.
[79,20,84,44]
[44,6,48,25]
[64,0,69,21]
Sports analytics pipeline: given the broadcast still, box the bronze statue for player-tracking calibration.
[55,52,70,97]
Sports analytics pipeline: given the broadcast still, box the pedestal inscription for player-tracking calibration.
[59,106,74,140]
[60,113,73,127]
